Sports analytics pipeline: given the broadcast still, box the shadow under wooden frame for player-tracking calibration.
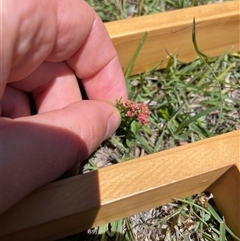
[0,1,239,240]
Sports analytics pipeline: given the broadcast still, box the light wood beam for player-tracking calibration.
[207,163,240,239]
[0,130,239,241]
[105,1,240,75]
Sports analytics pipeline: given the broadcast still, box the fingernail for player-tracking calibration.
[105,110,121,140]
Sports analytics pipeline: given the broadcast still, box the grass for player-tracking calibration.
[80,39,239,241]
[85,0,229,21]
[84,36,239,170]
[59,0,239,240]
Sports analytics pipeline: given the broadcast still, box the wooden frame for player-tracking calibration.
[1,1,239,240]
[106,0,239,74]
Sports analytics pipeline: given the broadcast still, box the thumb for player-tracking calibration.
[1,100,120,214]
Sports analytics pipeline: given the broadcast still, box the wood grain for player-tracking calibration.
[105,1,240,75]
[208,164,240,239]
[0,130,239,241]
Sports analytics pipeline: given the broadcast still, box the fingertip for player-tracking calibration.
[79,57,129,102]
[104,106,121,140]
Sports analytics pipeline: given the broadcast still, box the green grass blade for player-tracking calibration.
[208,204,240,241]
[191,18,235,135]
[175,106,219,134]
[135,134,153,154]
[99,224,107,241]
[124,218,136,241]
[219,218,226,241]
[124,32,148,78]
[124,32,148,99]
[175,198,212,216]
[192,18,208,59]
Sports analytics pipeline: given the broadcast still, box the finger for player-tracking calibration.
[10,62,82,113]
[1,100,120,214]
[79,56,128,102]
[66,13,128,102]
[1,0,57,84]
[2,0,127,101]
[1,85,30,118]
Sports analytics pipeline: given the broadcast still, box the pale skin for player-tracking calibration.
[0,0,128,214]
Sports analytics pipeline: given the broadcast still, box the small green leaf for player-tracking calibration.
[130,120,139,135]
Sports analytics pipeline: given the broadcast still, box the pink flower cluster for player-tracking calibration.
[117,99,150,125]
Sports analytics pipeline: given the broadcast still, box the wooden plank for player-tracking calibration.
[207,163,240,240]
[0,130,239,241]
[105,1,240,75]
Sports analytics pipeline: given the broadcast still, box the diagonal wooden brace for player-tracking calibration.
[0,130,239,241]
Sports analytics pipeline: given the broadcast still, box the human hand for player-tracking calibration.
[0,0,128,214]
